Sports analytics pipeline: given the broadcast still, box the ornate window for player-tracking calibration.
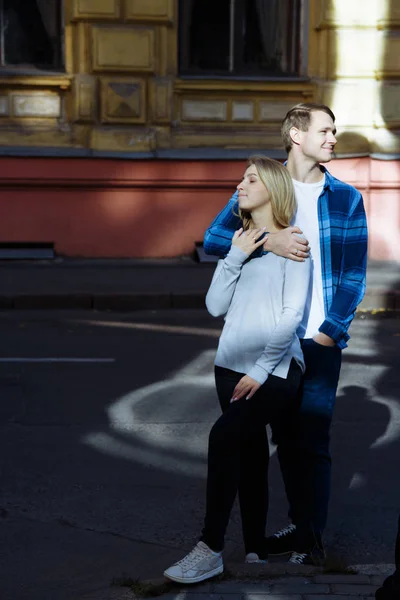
[0,0,63,71]
[179,0,305,78]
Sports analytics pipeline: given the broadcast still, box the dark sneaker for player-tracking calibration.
[265,524,297,555]
[288,545,326,566]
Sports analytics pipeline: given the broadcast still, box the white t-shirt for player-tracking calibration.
[292,176,325,339]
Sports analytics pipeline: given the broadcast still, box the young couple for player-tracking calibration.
[163,103,368,584]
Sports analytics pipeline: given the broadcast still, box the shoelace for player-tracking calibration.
[275,523,296,538]
[289,552,307,564]
[176,544,209,568]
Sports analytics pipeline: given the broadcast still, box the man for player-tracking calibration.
[203,103,368,564]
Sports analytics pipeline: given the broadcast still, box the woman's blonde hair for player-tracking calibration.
[238,155,296,231]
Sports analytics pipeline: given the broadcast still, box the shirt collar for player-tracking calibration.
[283,161,335,192]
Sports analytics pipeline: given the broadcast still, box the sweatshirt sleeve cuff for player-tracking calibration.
[225,245,249,265]
[247,364,269,386]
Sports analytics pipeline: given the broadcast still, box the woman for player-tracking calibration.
[163,156,311,584]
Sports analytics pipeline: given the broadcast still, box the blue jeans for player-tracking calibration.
[271,338,342,551]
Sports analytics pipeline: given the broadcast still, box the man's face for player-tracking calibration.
[294,110,337,163]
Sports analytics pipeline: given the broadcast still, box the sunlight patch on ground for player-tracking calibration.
[74,319,221,338]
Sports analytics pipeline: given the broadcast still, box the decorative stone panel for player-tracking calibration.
[74,75,97,121]
[91,126,156,151]
[317,0,380,27]
[150,78,172,123]
[12,94,61,118]
[101,78,146,123]
[324,80,376,127]
[182,100,227,122]
[326,29,379,78]
[378,82,400,127]
[73,0,121,20]
[378,33,400,79]
[125,0,173,23]
[0,97,9,116]
[92,25,156,72]
[258,101,295,121]
[232,102,254,121]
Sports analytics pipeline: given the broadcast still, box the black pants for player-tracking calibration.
[200,359,302,555]
[375,514,400,599]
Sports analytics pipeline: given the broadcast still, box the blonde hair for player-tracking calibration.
[237,155,296,231]
[281,103,336,153]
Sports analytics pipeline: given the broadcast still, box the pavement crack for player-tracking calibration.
[3,508,179,551]
[56,518,179,550]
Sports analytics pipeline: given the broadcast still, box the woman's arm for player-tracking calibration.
[231,257,311,401]
[205,246,247,317]
[247,258,311,384]
[206,229,266,317]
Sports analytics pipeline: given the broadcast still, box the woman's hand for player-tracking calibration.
[232,227,267,257]
[231,375,261,402]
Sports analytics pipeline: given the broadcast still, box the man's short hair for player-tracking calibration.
[281,103,336,153]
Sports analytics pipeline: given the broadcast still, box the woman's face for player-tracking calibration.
[237,166,269,212]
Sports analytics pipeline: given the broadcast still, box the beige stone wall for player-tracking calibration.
[0,0,397,156]
[313,0,400,155]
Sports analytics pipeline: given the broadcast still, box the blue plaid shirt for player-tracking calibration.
[203,166,368,349]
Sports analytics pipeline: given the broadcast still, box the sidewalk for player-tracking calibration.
[0,257,399,311]
[76,562,393,599]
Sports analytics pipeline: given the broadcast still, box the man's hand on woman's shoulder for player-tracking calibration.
[263,226,310,261]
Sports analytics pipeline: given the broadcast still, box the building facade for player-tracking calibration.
[0,0,399,260]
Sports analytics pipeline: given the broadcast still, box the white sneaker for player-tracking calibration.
[245,552,267,564]
[163,541,223,584]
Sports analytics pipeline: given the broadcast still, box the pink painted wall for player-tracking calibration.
[0,156,398,260]
[328,157,400,262]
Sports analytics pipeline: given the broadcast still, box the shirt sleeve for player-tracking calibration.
[205,245,248,317]
[319,193,368,348]
[247,257,312,384]
[203,191,242,257]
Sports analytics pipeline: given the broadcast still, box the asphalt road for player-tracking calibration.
[0,310,399,600]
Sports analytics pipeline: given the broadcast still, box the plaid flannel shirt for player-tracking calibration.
[203,166,368,349]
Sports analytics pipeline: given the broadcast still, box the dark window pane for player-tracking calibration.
[179,0,230,73]
[2,0,62,70]
[239,0,300,75]
[179,0,301,77]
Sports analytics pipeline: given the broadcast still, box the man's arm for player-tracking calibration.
[203,191,241,257]
[204,190,310,260]
[319,194,368,348]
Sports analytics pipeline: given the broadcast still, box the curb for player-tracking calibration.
[75,562,395,600]
[0,291,399,312]
[0,292,207,311]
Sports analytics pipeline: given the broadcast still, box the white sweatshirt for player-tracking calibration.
[206,246,311,384]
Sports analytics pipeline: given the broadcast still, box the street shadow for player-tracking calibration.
[329,276,400,563]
